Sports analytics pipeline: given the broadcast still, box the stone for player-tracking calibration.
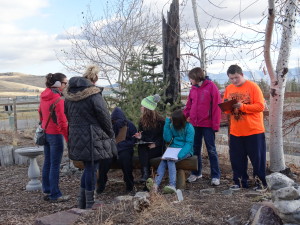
[133,191,150,212]
[200,188,215,195]
[225,215,242,225]
[266,172,295,191]
[67,208,90,215]
[274,200,300,214]
[273,186,300,201]
[34,211,79,225]
[115,195,134,202]
[221,189,233,196]
[249,203,282,225]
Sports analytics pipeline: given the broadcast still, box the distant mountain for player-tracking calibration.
[182,67,300,85]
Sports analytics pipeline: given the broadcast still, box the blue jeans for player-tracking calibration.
[81,161,99,191]
[192,127,221,179]
[155,154,191,187]
[42,133,64,200]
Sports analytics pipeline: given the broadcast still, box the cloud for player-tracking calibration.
[0,0,49,22]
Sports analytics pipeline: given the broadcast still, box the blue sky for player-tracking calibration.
[0,0,299,82]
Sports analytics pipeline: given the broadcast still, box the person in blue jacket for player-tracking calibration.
[97,107,137,194]
[148,109,195,193]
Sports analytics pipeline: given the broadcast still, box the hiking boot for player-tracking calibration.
[187,174,202,183]
[49,195,70,203]
[211,178,220,186]
[163,185,176,194]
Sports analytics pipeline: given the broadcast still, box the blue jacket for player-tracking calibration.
[111,107,137,153]
[163,118,194,160]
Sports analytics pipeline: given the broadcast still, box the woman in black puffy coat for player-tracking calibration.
[64,65,117,209]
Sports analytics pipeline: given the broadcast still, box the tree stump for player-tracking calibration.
[0,145,14,166]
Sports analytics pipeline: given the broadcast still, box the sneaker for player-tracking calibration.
[163,185,176,194]
[146,178,158,193]
[211,178,220,186]
[229,185,241,191]
[253,184,268,192]
[187,174,202,183]
[49,195,70,203]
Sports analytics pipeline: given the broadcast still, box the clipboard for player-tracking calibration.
[218,99,237,112]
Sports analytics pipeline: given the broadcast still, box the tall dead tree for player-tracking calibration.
[162,0,180,105]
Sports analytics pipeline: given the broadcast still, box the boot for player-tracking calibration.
[78,188,86,209]
[85,190,95,209]
[139,167,150,183]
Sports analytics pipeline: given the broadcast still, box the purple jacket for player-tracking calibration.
[183,80,221,131]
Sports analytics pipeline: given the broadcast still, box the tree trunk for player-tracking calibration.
[264,0,298,172]
[162,0,180,105]
[191,0,206,71]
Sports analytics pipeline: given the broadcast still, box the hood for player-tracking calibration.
[111,107,127,133]
[111,107,126,122]
[191,79,211,89]
[41,88,61,101]
[63,77,101,101]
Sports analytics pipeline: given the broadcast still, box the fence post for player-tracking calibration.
[13,98,17,132]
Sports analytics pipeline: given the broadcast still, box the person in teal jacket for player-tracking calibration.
[148,109,194,194]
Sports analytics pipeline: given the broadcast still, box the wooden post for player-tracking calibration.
[13,98,17,132]
[176,169,186,189]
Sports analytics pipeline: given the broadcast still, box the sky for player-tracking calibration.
[0,0,299,82]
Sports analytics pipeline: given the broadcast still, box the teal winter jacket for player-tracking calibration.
[163,118,195,160]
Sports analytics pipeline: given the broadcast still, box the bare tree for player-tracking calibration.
[264,0,299,172]
[58,0,161,86]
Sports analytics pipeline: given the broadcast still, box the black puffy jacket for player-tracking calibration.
[64,77,116,161]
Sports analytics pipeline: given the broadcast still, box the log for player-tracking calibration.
[0,145,14,167]
[149,155,198,171]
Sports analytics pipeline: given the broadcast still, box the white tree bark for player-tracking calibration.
[264,0,299,172]
[191,0,207,72]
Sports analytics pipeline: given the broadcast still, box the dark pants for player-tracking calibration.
[98,150,134,191]
[138,145,163,170]
[192,127,221,179]
[229,133,267,187]
[81,161,99,191]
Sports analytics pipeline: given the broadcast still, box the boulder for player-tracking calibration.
[266,172,295,191]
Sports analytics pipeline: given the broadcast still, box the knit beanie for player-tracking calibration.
[83,65,100,83]
[141,94,161,111]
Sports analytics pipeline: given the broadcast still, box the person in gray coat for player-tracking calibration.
[64,65,117,209]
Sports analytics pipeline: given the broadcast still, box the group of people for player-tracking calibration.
[38,64,267,209]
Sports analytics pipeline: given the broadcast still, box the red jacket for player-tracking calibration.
[183,80,221,131]
[38,88,68,142]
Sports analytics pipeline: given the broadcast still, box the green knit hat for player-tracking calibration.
[141,94,161,111]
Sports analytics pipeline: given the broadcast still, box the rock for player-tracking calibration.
[272,186,300,201]
[274,200,300,214]
[225,215,242,225]
[266,173,295,191]
[34,211,80,225]
[115,195,134,202]
[249,203,282,225]
[221,189,233,196]
[133,192,150,212]
[200,188,215,195]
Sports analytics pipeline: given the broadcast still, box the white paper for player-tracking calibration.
[161,147,181,161]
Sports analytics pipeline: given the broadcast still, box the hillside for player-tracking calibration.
[0,72,45,97]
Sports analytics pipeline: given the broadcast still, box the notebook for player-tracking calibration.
[161,147,182,161]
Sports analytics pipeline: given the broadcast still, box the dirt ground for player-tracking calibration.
[0,130,300,225]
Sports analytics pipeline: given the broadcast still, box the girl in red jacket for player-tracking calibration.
[183,67,222,186]
[38,73,69,202]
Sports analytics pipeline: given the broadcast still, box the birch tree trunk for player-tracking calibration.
[264,0,298,172]
[191,0,206,72]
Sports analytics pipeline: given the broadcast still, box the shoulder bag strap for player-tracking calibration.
[44,97,61,129]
